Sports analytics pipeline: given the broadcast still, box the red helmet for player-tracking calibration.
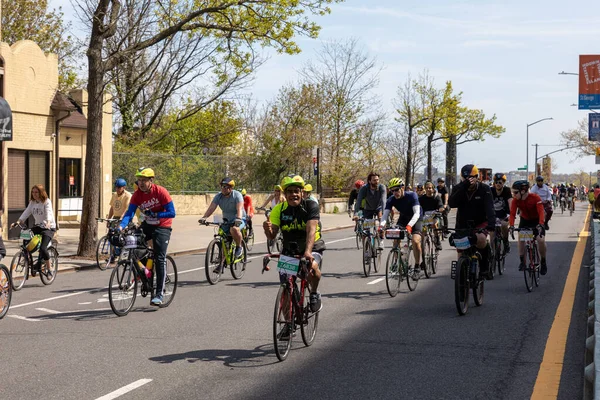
[355,180,365,189]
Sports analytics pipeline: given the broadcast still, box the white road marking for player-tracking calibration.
[7,315,40,322]
[36,308,62,314]
[78,302,92,305]
[94,379,153,400]
[11,290,102,309]
[367,277,385,285]
[325,237,354,244]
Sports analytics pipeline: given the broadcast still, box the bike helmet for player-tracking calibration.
[416,183,423,190]
[354,180,365,189]
[493,172,506,182]
[437,177,445,183]
[274,185,282,191]
[220,177,235,187]
[135,167,155,178]
[460,164,479,178]
[388,177,404,189]
[512,180,530,190]
[304,184,313,192]
[241,188,247,196]
[281,175,305,189]
[115,178,127,188]
[536,175,544,182]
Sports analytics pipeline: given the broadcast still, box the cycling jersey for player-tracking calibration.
[448,181,495,230]
[121,184,175,228]
[243,195,255,217]
[383,191,422,227]
[212,190,246,223]
[436,185,449,205]
[418,194,443,213]
[355,184,386,215]
[491,186,512,218]
[531,184,552,202]
[509,193,544,226]
[270,199,324,254]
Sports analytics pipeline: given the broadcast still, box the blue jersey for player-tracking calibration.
[385,191,422,225]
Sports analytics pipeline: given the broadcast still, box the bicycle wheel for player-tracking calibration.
[473,263,484,306]
[10,251,28,291]
[108,260,138,316]
[422,234,433,279]
[273,284,293,361]
[373,236,382,273]
[524,245,534,292]
[406,243,419,291]
[532,242,540,287]
[355,231,361,250]
[301,285,319,346]
[245,230,254,252]
[362,236,372,277]
[40,247,58,285]
[160,255,178,308]
[455,257,470,316]
[96,235,114,270]
[385,249,401,297]
[431,231,440,275]
[0,265,11,319]
[231,241,247,280]
[205,239,223,285]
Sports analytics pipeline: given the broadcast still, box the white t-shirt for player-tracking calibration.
[19,199,56,229]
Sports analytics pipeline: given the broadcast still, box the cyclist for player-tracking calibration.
[119,167,176,306]
[260,185,286,209]
[11,184,57,277]
[418,181,444,251]
[241,189,255,236]
[415,183,425,197]
[380,178,424,274]
[436,178,450,234]
[531,175,553,230]
[509,180,548,275]
[551,184,558,207]
[353,172,387,250]
[567,183,576,212]
[491,173,512,254]
[263,175,325,338]
[303,184,319,204]
[348,180,364,216]
[448,165,495,279]
[199,177,247,262]
[108,178,132,221]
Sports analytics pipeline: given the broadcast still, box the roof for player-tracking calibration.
[51,92,87,129]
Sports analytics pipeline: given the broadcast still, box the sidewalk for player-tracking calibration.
[4,212,355,271]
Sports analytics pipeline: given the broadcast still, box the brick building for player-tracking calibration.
[0,39,113,238]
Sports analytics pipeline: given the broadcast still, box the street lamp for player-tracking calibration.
[527,118,553,181]
[559,71,579,76]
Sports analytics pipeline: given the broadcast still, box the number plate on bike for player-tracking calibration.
[277,255,300,276]
[453,236,471,250]
[519,230,534,241]
[385,229,401,239]
[363,219,377,229]
[123,235,138,249]
[423,213,435,225]
[19,230,33,240]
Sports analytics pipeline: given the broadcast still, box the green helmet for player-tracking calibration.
[281,175,305,189]
[388,177,404,189]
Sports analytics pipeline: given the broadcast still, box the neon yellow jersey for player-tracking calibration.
[270,199,322,253]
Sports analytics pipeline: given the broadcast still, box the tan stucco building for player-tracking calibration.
[0,39,113,238]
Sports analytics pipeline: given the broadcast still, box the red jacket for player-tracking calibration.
[509,192,544,226]
[243,195,255,217]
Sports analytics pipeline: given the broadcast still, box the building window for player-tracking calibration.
[59,158,81,197]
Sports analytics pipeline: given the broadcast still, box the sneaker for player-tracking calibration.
[413,265,421,277]
[518,261,525,271]
[234,246,243,259]
[309,292,322,313]
[213,265,223,275]
[377,239,384,251]
[540,259,547,275]
[277,323,293,341]
[544,223,550,231]
[150,295,163,306]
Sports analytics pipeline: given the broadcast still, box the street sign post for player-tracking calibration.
[517,165,527,171]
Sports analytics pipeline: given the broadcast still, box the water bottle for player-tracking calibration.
[145,259,153,278]
[136,260,151,279]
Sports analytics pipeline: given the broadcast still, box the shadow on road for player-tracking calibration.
[149,344,279,368]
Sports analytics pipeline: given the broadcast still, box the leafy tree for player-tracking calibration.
[1,0,83,91]
[78,0,341,256]
[560,118,595,157]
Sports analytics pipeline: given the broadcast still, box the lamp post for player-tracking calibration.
[558,71,579,76]
[526,118,553,181]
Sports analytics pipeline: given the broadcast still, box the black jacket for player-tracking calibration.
[449,181,495,230]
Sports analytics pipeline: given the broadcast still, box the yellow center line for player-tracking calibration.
[531,206,591,399]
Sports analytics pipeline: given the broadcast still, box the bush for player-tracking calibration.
[333,205,339,214]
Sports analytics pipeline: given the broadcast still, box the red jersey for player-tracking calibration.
[243,195,255,217]
[509,192,544,226]
[130,184,173,228]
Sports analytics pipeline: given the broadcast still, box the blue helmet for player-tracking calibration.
[115,178,127,188]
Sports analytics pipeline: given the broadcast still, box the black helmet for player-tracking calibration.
[460,164,479,178]
[512,180,530,190]
[437,177,445,183]
[493,172,506,182]
[536,175,544,182]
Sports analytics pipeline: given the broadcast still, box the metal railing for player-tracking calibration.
[586,214,600,399]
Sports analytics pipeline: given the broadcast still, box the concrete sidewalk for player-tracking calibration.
[3,212,355,271]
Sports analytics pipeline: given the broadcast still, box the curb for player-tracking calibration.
[55,224,355,273]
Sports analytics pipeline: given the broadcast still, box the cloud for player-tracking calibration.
[462,39,525,49]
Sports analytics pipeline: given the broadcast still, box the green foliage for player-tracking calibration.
[333,205,339,214]
[1,0,83,92]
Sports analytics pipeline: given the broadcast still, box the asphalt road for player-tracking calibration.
[1,206,590,400]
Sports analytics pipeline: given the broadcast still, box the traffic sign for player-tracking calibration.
[517,165,527,171]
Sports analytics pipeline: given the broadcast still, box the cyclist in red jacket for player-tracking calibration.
[508,180,547,275]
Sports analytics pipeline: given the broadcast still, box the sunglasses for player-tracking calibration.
[495,181,504,184]
[467,175,478,179]
[391,188,401,192]
[221,184,232,189]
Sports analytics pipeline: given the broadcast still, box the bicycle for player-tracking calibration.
[95,218,121,270]
[10,223,58,291]
[511,227,540,292]
[421,211,442,279]
[560,196,566,214]
[242,223,254,251]
[384,226,418,297]
[493,218,507,276]
[568,196,574,216]
[201,219,248,285]
[0,263,11,319]
[108,224,178,316]
[264,252,321,361]
[257,207,283,254]
[358,218,382,277]
[354,218,364,250]
[448,227,486,316]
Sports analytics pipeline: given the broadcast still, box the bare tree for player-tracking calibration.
[560,118,594,157]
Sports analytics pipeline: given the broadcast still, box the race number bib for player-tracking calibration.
[277,255,300,276]
[519,230,534,241]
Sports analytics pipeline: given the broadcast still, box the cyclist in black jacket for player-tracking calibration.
[449,164,496,279]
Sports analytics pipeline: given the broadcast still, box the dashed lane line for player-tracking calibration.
[94,379,153,400]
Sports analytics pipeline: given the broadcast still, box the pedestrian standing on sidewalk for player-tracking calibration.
[11,185,56,276]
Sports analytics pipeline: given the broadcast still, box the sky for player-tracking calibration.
[49,0,600,175]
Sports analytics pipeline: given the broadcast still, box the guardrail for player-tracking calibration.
[586,213,600,399]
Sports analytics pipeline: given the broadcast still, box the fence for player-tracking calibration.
[586,214,600,399]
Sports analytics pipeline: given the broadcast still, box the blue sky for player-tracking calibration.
[50,0,600,175]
